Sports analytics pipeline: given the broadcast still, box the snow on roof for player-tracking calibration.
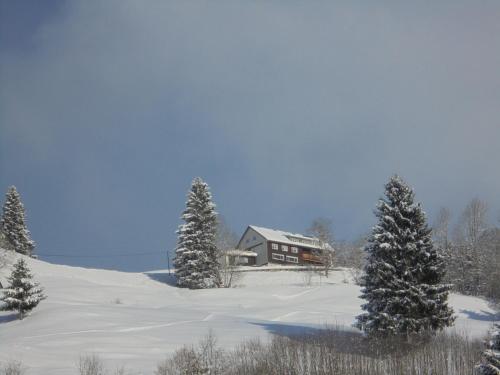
[248,225,334,251]
[225,249,258,257]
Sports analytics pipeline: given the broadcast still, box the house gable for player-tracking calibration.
[236,226,268,266]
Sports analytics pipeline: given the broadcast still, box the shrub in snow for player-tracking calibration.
[157,330,481,375]
[174,178,221,289]
[356,175,454,337]
[77,354,106,375]
[476,324,500,375]
[1,258,46,319]
[1,186,35,256]
[156,331,225,375]
[76,355,128,375]
[1,360,25,375]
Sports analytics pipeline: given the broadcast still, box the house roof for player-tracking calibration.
[225,249,258,257]
[248,225,334,251]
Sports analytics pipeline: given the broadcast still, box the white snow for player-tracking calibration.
[248,225,333,250]
[0,253,497,374]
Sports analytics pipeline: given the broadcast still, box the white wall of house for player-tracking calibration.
[237,227,268,266]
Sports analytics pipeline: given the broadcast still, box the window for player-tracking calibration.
[252,236,256,241]
[291,247,298,254]
[272,253,284,261]
[271,243,279,250]
[286,255,298,263]
[281,245,288,252]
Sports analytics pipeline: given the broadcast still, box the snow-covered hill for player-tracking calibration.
[0,251,497,374]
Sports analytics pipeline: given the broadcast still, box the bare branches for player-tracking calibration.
[433,207,451,249]
[307,218,335,277]
[454,198,488,248]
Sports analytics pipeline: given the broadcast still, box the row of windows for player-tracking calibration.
[271,253,299,263]
[271,243,299,254]
[271,253,284,260]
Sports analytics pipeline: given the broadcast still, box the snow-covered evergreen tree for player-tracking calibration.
[476,324,500,375]
[1,186,35,255]
[1,258,46,319]
[356,175,454,337]
[174,178,221,289]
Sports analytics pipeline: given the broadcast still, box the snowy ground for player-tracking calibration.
[0,252,498,374]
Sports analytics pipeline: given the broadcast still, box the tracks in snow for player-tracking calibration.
[21,314,215,339]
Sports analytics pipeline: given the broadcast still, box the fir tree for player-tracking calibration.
[1,258,46,319]
[1,186,35,255]
[356,175,454,337]
[174,178,221,289]
[476,324,500,375]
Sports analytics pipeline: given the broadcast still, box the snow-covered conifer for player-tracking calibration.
[1,258,46,319]
[356,175,454,337]
[476,324,500,375]
[1,186,35,255]
[174,178,221,289]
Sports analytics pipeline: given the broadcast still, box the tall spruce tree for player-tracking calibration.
[174,178,221,289]
[1,186,35,255]
[1,258,46,319]
[356,175,454,337]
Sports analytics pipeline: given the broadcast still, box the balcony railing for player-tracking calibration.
[301,253,323,263]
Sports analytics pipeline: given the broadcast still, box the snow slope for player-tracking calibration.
[0,252,497,374]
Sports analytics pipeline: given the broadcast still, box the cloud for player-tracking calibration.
[1,1,499,269]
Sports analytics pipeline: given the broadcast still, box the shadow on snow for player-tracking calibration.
[0,313,18,324]
[144,271,177,286]
[459,309,499,322]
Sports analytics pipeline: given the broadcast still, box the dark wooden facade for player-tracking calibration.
[266,241,323,266]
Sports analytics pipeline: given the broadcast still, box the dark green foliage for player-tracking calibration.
[1,186,35,255]
[1,258,46,319]
[476,324,500,375]
[174,178,221,289]
[356,175,455,337]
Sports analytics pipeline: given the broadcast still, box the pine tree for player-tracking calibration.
[174,178,221,289]
[356,175,455,337]
[1,258,46,319]
[1,186,35,255]
[476,324,500,375]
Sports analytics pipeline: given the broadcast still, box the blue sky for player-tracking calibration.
[1,1,500,271]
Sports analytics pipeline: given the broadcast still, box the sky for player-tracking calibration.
[1,1,500,271]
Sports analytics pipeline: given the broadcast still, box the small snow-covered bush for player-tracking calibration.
[113,365,127,375]
[156,347,206,375]
[156,331,226,375]
[76,355,129,375]
[348,267,364,285]
[1,361,25,375]
[77,354,105,375]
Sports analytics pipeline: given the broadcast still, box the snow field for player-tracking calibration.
[0,253,497,374]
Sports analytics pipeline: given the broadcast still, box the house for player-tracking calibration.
[220,249,258,266]
[236,225,334,266]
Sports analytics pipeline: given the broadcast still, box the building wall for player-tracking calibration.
[237,227,326,266]
[237,227,268,266]
[267,241,323,265]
